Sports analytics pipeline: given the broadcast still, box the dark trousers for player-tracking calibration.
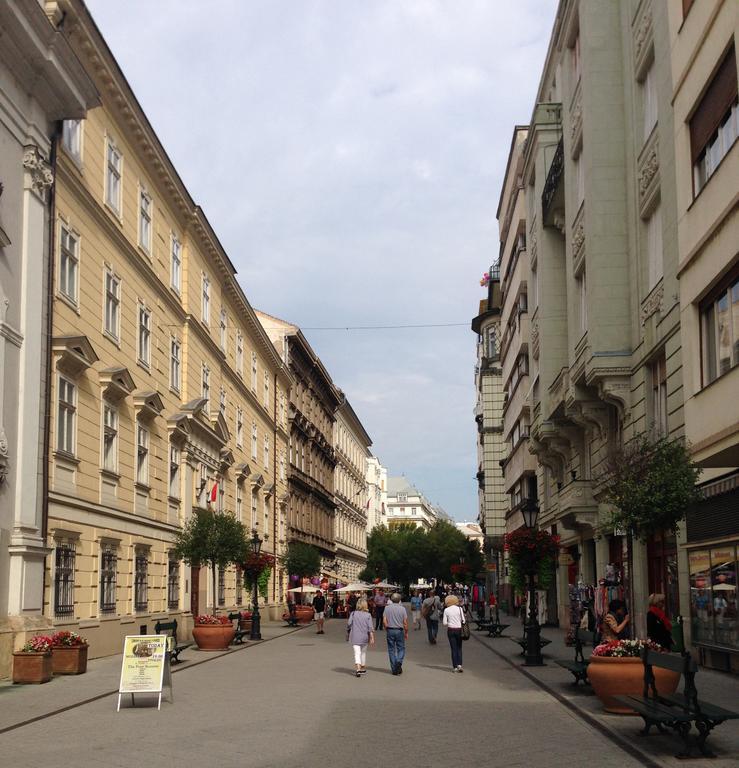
[374,606,385,630]
[426,618,439,643]
[448,629,463,668]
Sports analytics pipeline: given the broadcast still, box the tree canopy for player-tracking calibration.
[283,540,322,579]
[359,520,484,590]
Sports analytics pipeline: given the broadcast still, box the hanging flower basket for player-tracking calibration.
[504,528,559,592]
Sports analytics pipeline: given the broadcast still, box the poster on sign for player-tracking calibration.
[117,635,171,711]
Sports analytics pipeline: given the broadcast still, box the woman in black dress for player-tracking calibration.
[647,593,674,650]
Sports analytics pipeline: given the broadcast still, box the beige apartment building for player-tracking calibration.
[522,0,684,634]
[385,477,437,530]
[256,312,341,572]
[471,266,508,603]
[39,0,292,660]
[333,398,371,582]
[668,0,738,671]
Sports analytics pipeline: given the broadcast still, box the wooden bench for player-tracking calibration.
[555,628,598,685]
[614,648,739,758]
[154,619,191,664]
[227,612,250,644]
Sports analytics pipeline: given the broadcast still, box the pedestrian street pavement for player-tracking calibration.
[0,613,669,768]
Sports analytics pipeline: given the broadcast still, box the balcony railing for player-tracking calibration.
[542,137,564,219]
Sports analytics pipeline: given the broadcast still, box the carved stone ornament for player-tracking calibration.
[641,283,664,325]
[0,427,8,485]
[638,142,659,199]
[633,6,653,63]
[23,147,54,198]
[572,220,585,262]
[570,98,582,144]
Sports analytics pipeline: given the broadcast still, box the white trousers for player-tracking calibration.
[353,644,367,666]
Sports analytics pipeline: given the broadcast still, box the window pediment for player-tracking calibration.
[249,473,264,489]
[220,447,235,472]
[133,390,164,421]
[53,335,98,377]
[99,366,135,402]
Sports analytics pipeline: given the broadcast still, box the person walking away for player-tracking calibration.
[647,593,674,650]
[383,593,408,675]
[346,598,374,677]
[602,599,630,642]
[410,591,423,630]
[422,591,441,644]
[348,591,358,614]
[373,589,387,630]
[313,590,327,634]
[442,594,466,673]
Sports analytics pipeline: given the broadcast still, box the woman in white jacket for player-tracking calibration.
[442,594,466,672]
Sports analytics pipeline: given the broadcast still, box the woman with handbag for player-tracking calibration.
[442,594,468,673]
[346,597,374,677]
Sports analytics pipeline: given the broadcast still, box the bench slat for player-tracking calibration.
[644,650,693,674]
[613,696,695,722]
[657,695,739,720]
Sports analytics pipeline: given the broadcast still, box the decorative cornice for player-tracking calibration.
[640,282,664,325]
[632,1,654,75]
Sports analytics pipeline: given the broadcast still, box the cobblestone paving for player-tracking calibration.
[0,617,651,768]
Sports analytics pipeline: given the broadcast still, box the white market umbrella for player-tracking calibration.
[373,581,400,590]
[711,583,736,591]
[333,582,373,593]
[287,585,320,594]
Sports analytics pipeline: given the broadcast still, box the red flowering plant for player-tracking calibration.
[51,631,87,647]
[194,615,232,626]
[20,635,54,654]
[242,552,276,601]
[504,528,560,593]
[592,639,664,658]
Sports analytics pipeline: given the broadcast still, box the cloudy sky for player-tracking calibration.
[86,0,557,520]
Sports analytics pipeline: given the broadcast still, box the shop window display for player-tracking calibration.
[689,545,738,650]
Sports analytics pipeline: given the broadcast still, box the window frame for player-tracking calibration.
[62,119,82,162]
[170,336,181,393]
[700,269,739,387]
[202,364,210,414]
[105,136,122,216]
[99,544,117,615]
[103,267,121,342]
[167,555,180,610]
[170,233,182,293]
[169,443,181,499]
[54,540,76,618]
[138,187,152,254]
[57,375,76,456]
[201,272,210,326]
[136,423,150,487]
[137,303,152,369]
[102,401,118,474]
[134,549,149,613]
[59,223,80,305]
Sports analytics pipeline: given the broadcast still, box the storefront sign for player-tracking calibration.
[117,635,169,711]
[485,563,497,571]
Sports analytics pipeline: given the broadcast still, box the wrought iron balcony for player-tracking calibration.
[542,137,564,220]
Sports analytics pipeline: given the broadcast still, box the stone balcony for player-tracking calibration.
[556,479,599,533]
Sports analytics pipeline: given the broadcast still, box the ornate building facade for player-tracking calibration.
[256,312,341,570]
[0,0,97,678]
[385,477,437,530]
[365,456,387,534]
[333,397,371,582]
[35,0,291,662]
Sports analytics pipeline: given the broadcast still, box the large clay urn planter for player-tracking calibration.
[192,624,236,651]
[12,651,53,684]
[295,605,314,625]
[51,644,88,675]
[239,613,253,633]
[588,655,680,714]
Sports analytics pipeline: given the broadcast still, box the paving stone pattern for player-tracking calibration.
[0,612,735,768]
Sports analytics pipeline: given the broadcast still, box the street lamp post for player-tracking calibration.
[249,529,262,641]
[521,498,544,666]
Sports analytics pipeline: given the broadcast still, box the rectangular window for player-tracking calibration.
[264,436,270,469]
[701,274,739,385]
[57,377,75,455]
[280,453,286,482]
[102,402,118,472]
[169,444,180,499]
[167,556,179,609]
[251,489,258,529]
[236,332,244,376]
[170,337,181,392]
[646,202,663,291]
[251,352,258,391]
[691,46,738,195]
[578,271,588,333]
[575,154,585,207]
[571,34,581,84]
[104,269,120,340]
[219,386,226,415]
[171,235,181,292]
[138,304,151,367]
[263,371,270,408]
[642,64,658,142]
[59,225,79,303]
[236,482,243,521]
[136,424,149,486]
[397,492,408,502]
[251,422,258,460]
[134,551,148,612]
[217,567,226,607]
[62,120,81,160]
[54,541,76,617]
[139,189,152,253]
[236,407,244,447]
[202,365,210,411]
[201,273,210,325]
[235,567,243,606]
[651,354,668,437]
[99,545,117,614]
[105,139,122,214]
[220,308,227,352]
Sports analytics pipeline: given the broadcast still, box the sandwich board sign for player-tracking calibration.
[117,635,172,711]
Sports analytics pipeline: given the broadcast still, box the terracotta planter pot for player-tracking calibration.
[192,624,236,651]
[12,651,53,684]
[52,644,88,675]
[588,655,680,714]
[295,606,314,625]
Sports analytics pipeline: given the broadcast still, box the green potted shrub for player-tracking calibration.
[12,635,54,684]
[50,631,88,675]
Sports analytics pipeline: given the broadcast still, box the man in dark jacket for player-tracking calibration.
[313,590,327,634]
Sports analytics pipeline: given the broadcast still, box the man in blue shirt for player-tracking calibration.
[383,593,409,675]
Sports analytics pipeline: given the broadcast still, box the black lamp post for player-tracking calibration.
[249,529,262,641]
[521,497,544,666]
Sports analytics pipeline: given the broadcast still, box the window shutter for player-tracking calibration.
[690,46,737,162]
